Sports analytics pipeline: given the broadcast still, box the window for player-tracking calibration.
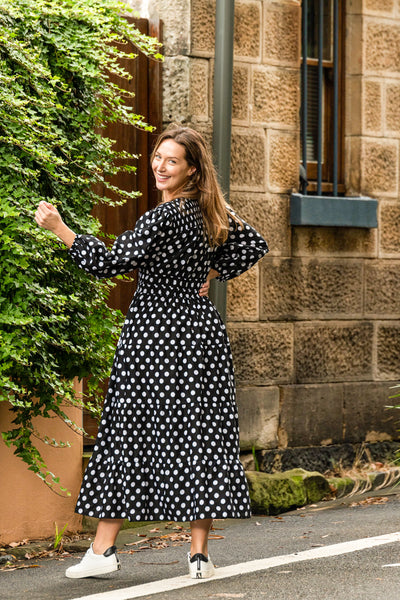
[301,0,345,195]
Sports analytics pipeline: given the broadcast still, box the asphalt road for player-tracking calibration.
[3,488,400,600]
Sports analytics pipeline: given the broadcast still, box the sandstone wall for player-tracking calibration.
[129,0,400,465]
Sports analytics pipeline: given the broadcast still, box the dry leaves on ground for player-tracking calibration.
[350,496,389,508]
[122,523,225,555]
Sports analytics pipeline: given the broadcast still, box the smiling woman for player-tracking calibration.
[152,139,196,199]
[35,124,269,581]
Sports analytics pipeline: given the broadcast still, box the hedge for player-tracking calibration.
[0,0,162,493]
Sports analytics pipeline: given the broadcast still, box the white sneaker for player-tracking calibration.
[65,544,121,579]
[187,552,215,579]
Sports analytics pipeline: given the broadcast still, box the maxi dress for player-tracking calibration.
[69,197,269,522]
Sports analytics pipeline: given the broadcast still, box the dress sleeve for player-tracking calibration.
[68,205,171,279]
[210,211,269,282]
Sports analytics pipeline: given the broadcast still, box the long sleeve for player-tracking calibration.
[68,204,172,279]
[211,212,269,282]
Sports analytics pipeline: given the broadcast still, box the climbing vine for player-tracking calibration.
[0,0,162,493]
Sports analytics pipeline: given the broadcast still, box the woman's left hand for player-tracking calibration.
[199,280,210,297]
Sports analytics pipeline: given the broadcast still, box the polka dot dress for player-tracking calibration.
[69,198,269,522]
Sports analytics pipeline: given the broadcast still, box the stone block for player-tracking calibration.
[228,323,293,385]
[294,322,374,383]
[346,137,362,194]
[234,1,261,60]
[343,382,400,443]
[230,192,290,257]
[260,258,363,320]
[346,0,363,14]
[385,82,400,136]
[380,202,400,256]
[232,64,250,123]
[230,128,266,190]
[346,15,363,76]
[364,0,395,15]
[363,80,382,134]
[267,130,299,193]
[189,58,209,121]
[252,67,299,128]
[365,22,400,75]
[162,56,190,123]
[191,0,216,56]
[346,76,362,136]
[279,384,344,447]
[227,264,259,321]
[362,139,398,196]
[365,261,400,316]
[157,0,191,55]
[377,322,400,380]
[292,226,377,258]
[236,386,279,450]
[263,1,301,67]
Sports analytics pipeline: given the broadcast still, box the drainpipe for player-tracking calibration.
[209,0,235,323]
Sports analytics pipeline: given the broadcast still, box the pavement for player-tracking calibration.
[3,485,400,600]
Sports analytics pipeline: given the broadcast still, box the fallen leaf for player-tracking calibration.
[125,538,150,546]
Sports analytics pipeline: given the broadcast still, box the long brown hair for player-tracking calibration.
[151,124,241,246]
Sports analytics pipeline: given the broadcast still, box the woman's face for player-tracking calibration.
[152,139,195,200]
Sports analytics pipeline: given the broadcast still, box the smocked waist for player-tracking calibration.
[135,278,203,298]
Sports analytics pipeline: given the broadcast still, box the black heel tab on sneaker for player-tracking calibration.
[190,553,208,563]
[103,546,117,557]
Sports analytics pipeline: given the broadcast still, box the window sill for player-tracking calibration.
[290,194,378,228]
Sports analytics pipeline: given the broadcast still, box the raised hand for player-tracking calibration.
[35,201,76,248]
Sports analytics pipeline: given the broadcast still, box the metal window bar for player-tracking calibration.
[301,0,308,194]
[317,0,323,196]
[301,0,340,197]
[332,0,339,197]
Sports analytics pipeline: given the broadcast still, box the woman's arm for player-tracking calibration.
[35,201,76,248]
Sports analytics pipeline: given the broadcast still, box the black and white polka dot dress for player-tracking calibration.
[69,198,268,522]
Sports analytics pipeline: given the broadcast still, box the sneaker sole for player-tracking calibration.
[65,563,120,579]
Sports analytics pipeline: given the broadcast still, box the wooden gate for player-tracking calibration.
[83,18,163,447]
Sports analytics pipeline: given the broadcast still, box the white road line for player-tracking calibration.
[71,531,400,600]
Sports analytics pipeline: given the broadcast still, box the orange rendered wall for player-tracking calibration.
[0,383,84,545]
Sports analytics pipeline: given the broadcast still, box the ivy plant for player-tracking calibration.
[0,0,162,494]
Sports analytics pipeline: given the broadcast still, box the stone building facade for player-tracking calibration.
[130,0,400,471]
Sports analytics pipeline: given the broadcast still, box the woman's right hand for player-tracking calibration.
[35,201,63,233]
[34,201,77,248]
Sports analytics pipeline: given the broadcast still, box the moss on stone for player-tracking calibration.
[246,468,330,515]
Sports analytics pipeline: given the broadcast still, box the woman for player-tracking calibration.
[35,125,269,580]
